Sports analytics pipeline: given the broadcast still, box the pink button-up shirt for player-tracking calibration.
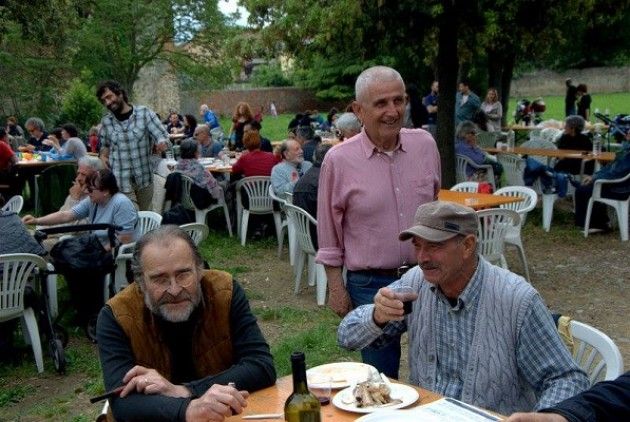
[316,128,441,271]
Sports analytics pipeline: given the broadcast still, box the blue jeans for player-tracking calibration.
[346,270,401,379]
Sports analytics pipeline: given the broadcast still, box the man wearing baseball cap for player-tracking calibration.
[338,201,588,415]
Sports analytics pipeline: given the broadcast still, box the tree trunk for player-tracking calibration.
[500,53,516,127]
[436,1,460,188]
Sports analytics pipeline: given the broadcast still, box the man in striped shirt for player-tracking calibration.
[338,201,589,415]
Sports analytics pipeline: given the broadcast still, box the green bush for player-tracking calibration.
[250,63,293,87]
[58,79,104,133]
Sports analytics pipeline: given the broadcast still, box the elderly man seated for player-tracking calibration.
[270,139,312,198]
[96,225,276,421]
[337,201,589,415]
[193,124,224,158]
[455,120,503,182]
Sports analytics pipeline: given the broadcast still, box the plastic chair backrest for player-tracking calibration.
[0,253,47,321]
[284,203,317,256]
[475,209,520,265]
[455,154,495,189]
[450,182,479,193]
[497,153,526,186]
[236,176,273,213]
[136,211,162,236]
[494,186,537,226]
[570,320,624,384]
[179,173,198,211]
[476,131,498,148]
[1,195,24,214]
[521,138,557,165]
[179,223,209,246]
[268,184,287,211]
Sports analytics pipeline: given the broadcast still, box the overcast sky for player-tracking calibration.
[218,0,250,26]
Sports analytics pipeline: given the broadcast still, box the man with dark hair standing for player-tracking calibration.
[96,80,170,211]
[455,78,481,125]
[96,225,275,421]
[564,78,578,117]
[317,65,441,379]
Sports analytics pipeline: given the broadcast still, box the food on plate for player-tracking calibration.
[351,381,402,408]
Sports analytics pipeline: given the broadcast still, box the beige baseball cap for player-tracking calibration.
[399,201,478,242]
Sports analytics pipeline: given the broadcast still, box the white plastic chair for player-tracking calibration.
[450,182,479,193]
[108,211,163,296]
[570,320,624,385]
[1,195,24,214]
[494,187,538,281]
[475,209,520,268]
[456,154,496,191]
[180,173,233,237]
[284,203,327,306]
[540,128,562,144]
[496,153,526,187]
[583,173,630,241]
[235,176,280,246]
[268,185,297,265]
[180,222,209,246]
[0,253,47,373]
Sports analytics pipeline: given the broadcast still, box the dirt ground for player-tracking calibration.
[1,203,628,420]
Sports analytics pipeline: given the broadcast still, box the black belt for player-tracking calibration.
[352,265,412,278]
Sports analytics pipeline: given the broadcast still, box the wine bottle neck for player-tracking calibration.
[291,359,309,393]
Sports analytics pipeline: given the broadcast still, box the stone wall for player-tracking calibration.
[511,66,630,97]
[179,87,347,118]
[133,59,181,119]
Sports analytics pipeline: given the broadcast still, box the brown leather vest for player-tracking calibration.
[104,270,234,421]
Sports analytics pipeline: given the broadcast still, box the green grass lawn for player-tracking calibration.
[507,92,629,123]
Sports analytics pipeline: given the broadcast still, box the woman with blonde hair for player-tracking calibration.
[229,102,254,151]
[481,87,503,132]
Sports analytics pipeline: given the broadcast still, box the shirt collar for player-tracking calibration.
[358,128,406,158]
[430,257,483,311]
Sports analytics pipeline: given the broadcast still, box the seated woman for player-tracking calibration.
[554,115,594,176]
[42,124,87,160]
[175,138,223,207]
[182,114,197,139]
[22,168,137,249]
[455,120,503,182]
[231,130,279,178]
[574,131,630,230]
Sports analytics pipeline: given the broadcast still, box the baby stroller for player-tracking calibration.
[514,97,546,125]
[34,224,121,344]
[595,112,630,141]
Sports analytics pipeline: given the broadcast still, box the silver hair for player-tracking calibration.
[195,123,211,136]
[200,104,208,112]
[335,112,362,136]
[78,155,104,171]
[25,117,45,131]
[132,225,203,286]
[565,115,585,133]
[456,121,478,139]
[355,66,404,102]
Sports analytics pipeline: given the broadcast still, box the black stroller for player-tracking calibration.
[594,112,630,142]
[514,97,546,125]
[34,224,121,347]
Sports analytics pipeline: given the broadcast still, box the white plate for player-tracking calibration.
[306,362,375,389]
[332,383,419,414]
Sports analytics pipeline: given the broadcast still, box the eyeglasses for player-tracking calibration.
[148,270,196,290]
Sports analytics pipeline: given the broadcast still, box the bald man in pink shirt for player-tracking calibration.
[316,66,441,379]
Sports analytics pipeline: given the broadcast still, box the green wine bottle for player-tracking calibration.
[284,352,321,422]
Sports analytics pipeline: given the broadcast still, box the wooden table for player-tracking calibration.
[230,375,442,421]
[438,189,522,209]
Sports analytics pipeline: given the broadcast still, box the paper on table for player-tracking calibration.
[412,397,501,421]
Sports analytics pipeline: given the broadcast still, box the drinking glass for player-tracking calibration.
[309,378,331,406]
[389,284,418,315]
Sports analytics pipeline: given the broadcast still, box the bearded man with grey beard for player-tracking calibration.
[96,225,275,422]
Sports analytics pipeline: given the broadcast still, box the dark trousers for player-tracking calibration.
[346,270,401,379]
